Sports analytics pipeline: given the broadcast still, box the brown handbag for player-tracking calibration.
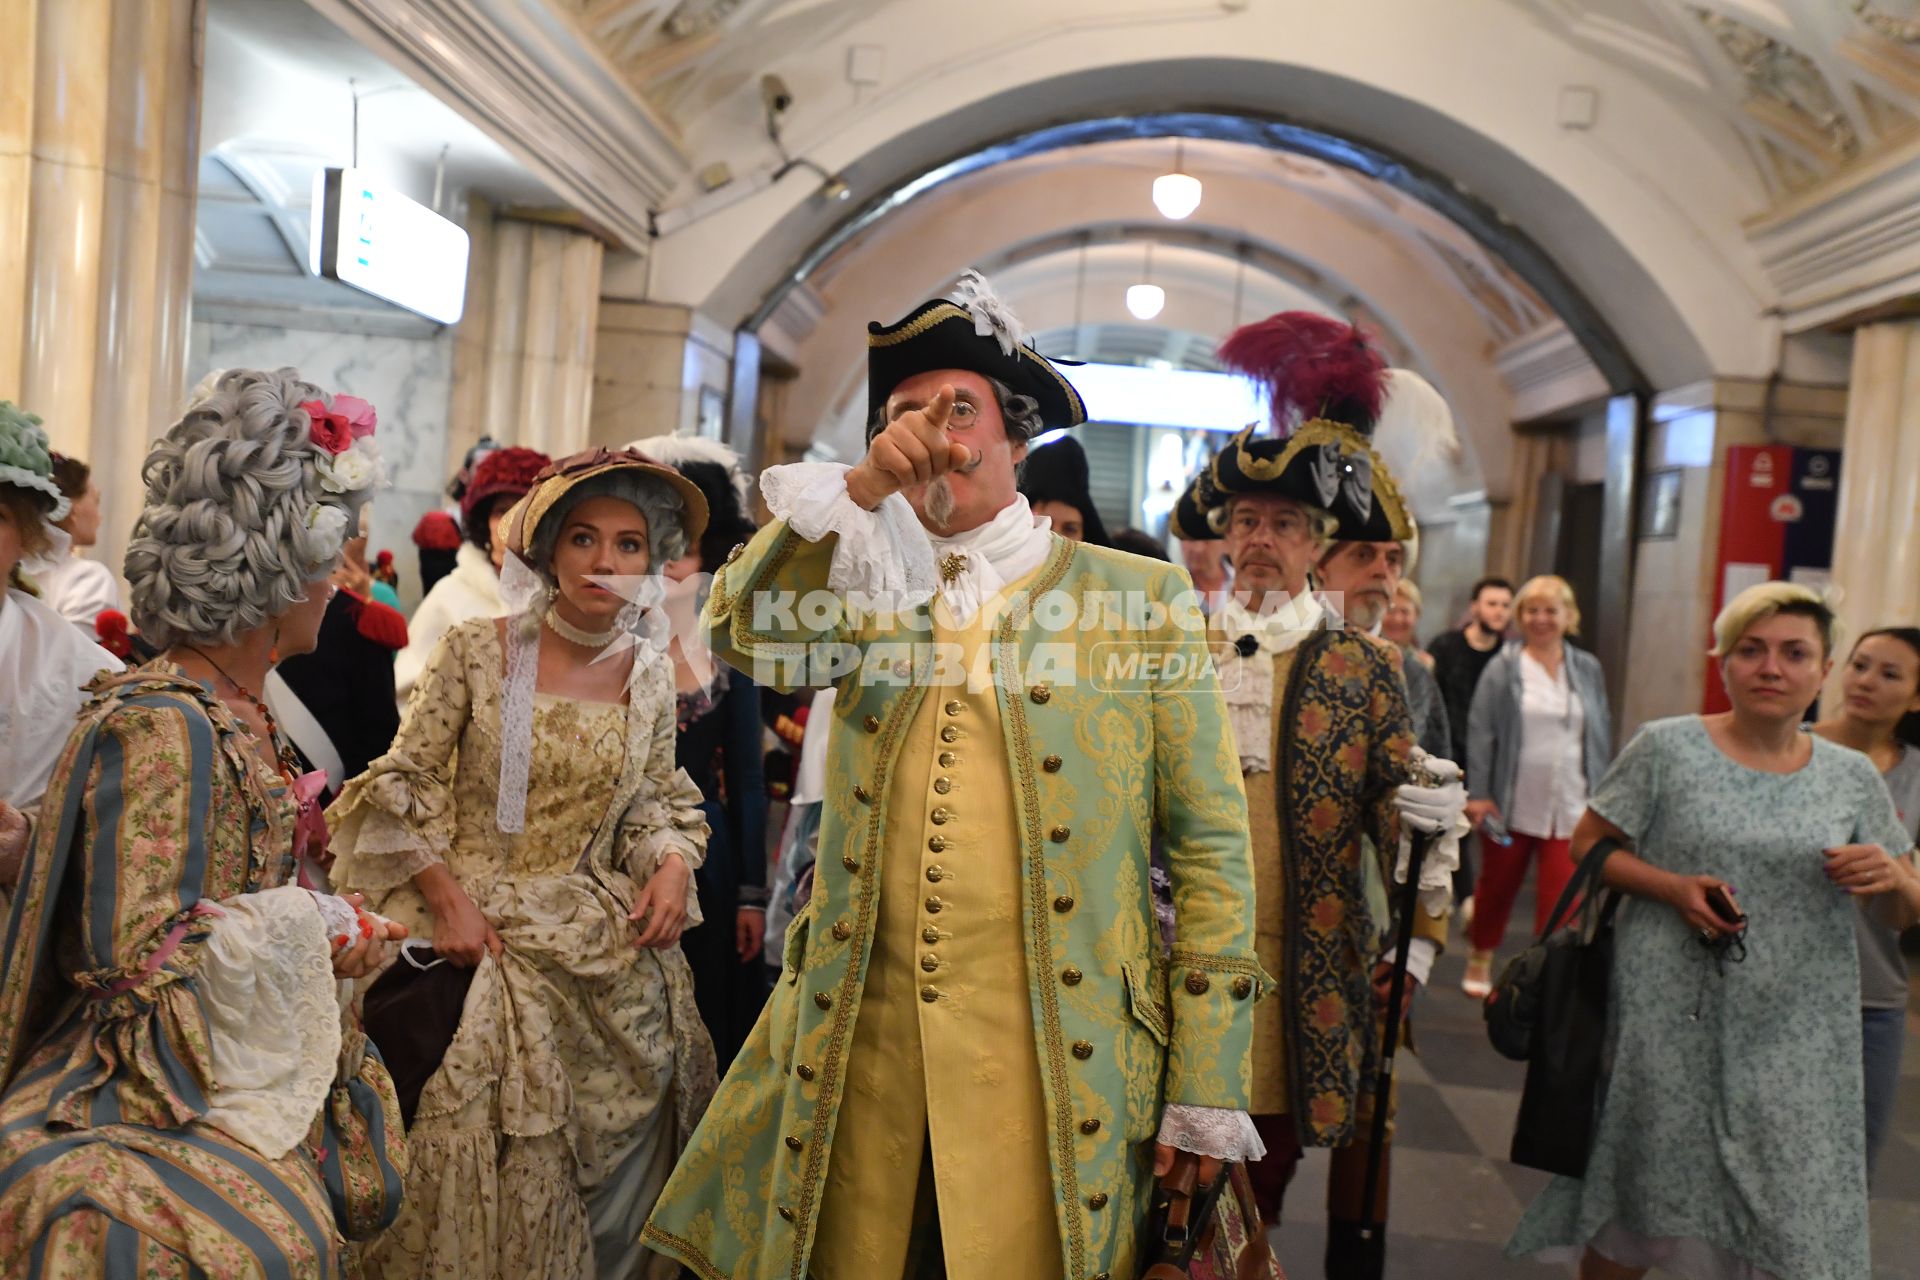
[1137,1153,1284,1280]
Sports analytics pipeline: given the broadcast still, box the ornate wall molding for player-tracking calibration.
[303,0,688,249]
[1746,134,1920,327]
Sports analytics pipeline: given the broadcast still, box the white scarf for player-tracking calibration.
[927,494,1054,628]
[1214,591,1327,774]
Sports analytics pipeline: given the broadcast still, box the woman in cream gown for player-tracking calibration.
[331,449,719,1279]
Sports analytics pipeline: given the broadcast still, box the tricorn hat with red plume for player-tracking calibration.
[1171,311,1412,544]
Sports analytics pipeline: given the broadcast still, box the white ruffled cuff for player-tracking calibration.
[758,462,937,606]
[198,886,343,1159]
[1155,1104,1268,1163]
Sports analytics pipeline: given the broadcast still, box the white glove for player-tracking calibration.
[1393,749,1466,917]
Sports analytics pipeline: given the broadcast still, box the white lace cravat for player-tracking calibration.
[758,463,1054,626]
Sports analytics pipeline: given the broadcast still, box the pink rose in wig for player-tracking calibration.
[331,394,378,440]
[301,400,353,455]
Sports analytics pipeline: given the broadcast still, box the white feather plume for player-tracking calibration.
[1374,368,1462,468]
[624,432,753,508]
[949,269,1031,357]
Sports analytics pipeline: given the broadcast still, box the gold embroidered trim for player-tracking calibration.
[998,538,1086,1280]
[1168,951,1268,977]
[638,1226,729,1280]
[788,659,930,1279]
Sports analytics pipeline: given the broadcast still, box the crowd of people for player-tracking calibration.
[0,275,1912,1280]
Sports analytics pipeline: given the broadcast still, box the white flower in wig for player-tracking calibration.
[305,501,350,553]
[316,438,384,493]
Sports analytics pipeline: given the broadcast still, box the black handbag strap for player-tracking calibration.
[1538,836,1623,939]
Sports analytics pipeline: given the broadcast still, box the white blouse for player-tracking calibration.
[0,588,123,811]
[1508,649,1588,840]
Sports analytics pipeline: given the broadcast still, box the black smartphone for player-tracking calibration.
[1705,885,1745,926]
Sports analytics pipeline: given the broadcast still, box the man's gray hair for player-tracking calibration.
[866,376,1043,447]
[125,367,375,649]
[524,469,690,590]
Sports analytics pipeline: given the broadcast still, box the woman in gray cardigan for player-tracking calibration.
[1461,574,1612,996]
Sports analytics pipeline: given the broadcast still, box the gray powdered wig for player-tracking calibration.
[524,469,690,590]
[125,367,376,648]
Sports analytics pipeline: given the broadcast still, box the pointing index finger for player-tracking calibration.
[923,384,955,432]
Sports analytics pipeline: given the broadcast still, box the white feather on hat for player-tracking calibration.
[949,269,1032,358]
[624,433,753,508]
[1374,368,1462,469]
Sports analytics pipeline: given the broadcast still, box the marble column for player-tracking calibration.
[1829,323,1920,680]
[447,203,604,461]
[0,0,203,566]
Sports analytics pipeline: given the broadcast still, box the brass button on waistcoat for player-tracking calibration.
[944,699,963,716]
[1231,976,1254,999]
[863,714,881,733]
[931,807,953,825]
[795,1064,815,1081]
[1072,1040,1094,1059]
[1080,1118,1101,1135]
[1185,973,1211,995]
[814,992,833,1010]
[725,542,745,565]
[938,751,956,768]
[853,785,871,803]
[933,777,952,795]
[778,1205,796,1223]
[925,896,945,913]
[1088,1193,1109,1210]
[922,926,941,944]
[1061,966,1082,986]
[920,986,940,1003]
[1029,684,1052,704]
[842,854,860,872]
[893,659,913,678]
[1042,754,1063,772]
[920,953,940,972]
[831,920,852,941]
[926,865,945,883]
[1049,825,1071,843]
[1053,894,1074,913]
[940,725,960,743]
[785,1135,803,1151]
[928,835,949,853]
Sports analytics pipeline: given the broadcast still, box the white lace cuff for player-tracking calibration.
[1370,938,1438,988]
[758,462,937,607]
[1155,1104,1267,1163]
[199,886,343,1159]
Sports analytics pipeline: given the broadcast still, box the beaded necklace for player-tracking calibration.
[178,644,302,777]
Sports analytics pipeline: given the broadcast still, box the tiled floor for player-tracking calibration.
[1270,909,1920,1279]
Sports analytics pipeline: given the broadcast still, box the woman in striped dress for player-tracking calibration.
[0,368,407,1276]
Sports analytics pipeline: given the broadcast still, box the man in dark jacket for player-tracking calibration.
[1426,575,1512,905]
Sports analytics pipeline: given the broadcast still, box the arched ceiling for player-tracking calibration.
[753,134,1565,505]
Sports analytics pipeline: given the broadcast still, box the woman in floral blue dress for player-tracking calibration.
[1509,583,1920,1280]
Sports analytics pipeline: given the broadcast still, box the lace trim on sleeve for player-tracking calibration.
[198,886,343,1159]
[336,803,449,893]
[1156,1104,1268,1163]
[758,462,938,607]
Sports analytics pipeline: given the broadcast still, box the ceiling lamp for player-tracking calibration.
[1126,242,1165,320]
[1152,140,1202,220]
[1126,284,1166,320]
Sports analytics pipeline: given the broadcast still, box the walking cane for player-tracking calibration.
[1345,826,1435,1280]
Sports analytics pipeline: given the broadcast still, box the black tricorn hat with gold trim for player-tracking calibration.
[867,271,1087,436]
[1171,312,1412,544]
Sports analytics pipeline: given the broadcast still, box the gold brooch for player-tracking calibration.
[939,552,968,583]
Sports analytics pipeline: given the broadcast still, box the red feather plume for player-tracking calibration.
[1217,311,1388,433]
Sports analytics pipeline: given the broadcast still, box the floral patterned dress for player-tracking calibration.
[0,667,397,1278]
[329,618,717,1280]
[1508,716,1917,1280]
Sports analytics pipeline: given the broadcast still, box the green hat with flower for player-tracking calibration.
[0,402,69,523]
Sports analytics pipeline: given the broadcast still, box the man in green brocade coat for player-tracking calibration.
[644,274,1270,1280]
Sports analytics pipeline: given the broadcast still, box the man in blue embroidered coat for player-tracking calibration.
[1171,313,1467,1278]
[644,274,1269,1280]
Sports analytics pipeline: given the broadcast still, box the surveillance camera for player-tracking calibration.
[761,74,794,116]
